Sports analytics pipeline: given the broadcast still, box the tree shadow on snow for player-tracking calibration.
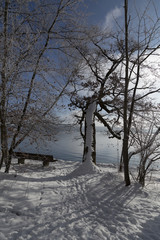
[136,214,160,240]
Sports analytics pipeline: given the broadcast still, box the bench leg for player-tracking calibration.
[43,160,49,167]
[18,158,25,164]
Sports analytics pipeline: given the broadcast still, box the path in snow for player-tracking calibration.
[0,160,160,240]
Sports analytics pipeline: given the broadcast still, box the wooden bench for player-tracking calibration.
[13,152,56,167]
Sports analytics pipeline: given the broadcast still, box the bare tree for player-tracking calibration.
[0,0,84,172]
[68,0,160,186]
[122,0,160,185]
[68,27,123,164]
[128,111,160,186]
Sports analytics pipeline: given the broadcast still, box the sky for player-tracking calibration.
[82,0,123,27]
[82,0,160,27]
[84,0,123,25]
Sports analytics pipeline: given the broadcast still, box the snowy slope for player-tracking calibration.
[0,160,159,240]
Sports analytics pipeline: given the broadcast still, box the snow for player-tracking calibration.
[0,159,160,240]
[83,101,96,162]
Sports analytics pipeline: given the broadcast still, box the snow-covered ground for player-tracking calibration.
[0,159,160,240]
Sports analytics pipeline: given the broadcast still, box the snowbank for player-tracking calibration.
[68,159,99,178]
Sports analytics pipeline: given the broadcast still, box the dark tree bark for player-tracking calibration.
[0,0,9,170]
[123,0,131,186]
[92,114,96,164]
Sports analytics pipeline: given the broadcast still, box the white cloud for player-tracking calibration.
[103,6,123,30]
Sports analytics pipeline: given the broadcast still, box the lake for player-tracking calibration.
[47,126,122,164]
[15,125,160,170]
[17,126,139,166]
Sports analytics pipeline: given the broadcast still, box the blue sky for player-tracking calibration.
[84,0,123,25]
[83,0,160,27]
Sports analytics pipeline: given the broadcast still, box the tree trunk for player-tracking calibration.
[0,0,9,170]
[4,154,12,173]
[119,146,124,172]
[82,117,87,162]
[123,138,130,185]
[138,161,146,187]
[123,0,131,186]
[0,116,9,169]
[92,115,96,164]
[83,101,97,163]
